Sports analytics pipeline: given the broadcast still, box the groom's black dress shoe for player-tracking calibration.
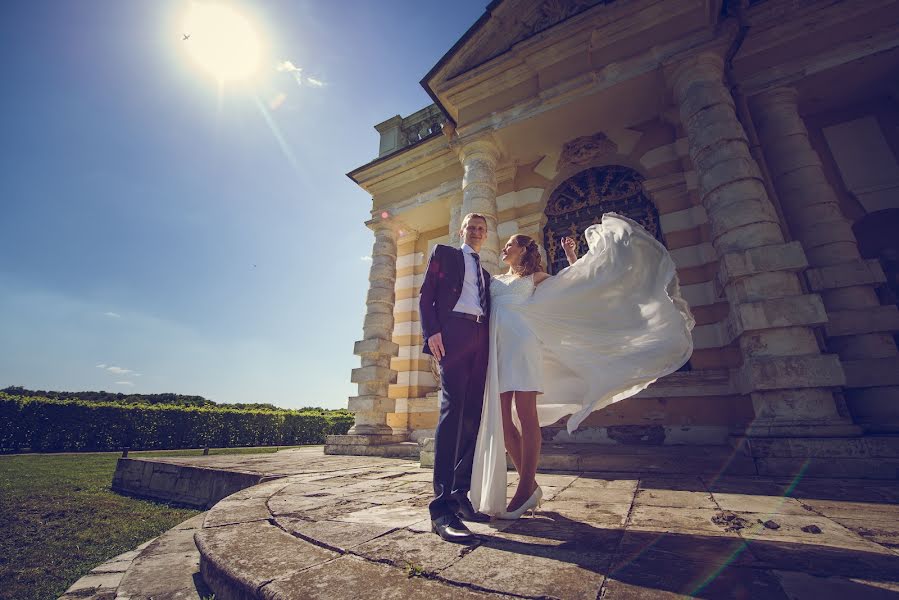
[452,495,491,523]
[431,514,475,543]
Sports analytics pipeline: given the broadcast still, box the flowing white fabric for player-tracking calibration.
[470,213,695,515]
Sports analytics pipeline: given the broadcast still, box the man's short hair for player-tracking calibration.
[460,212,488,231]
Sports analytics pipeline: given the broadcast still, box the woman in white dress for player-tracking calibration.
[470,213,695,520]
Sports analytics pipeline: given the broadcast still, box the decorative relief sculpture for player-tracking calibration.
[528,0,616,36]
[559,132,618,167]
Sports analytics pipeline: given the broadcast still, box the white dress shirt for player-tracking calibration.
[452,243,486,316]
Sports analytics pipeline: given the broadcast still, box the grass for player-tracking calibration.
[0,446,300,600]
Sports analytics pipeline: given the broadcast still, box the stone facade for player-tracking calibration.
[327,0,899,472]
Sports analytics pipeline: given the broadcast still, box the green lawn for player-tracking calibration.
[0,446,299,600]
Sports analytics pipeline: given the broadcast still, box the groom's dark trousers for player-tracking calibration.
[419,244,490,520]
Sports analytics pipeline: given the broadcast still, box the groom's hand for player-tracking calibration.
[428,333,445,361]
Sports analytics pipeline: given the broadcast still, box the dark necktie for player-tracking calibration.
[471,252,488,314]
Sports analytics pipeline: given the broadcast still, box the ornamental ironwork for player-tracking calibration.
[543,165,664,276]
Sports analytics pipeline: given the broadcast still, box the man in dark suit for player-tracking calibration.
[419,212,492,543]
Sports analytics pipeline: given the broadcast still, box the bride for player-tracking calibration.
[470,212,695,519]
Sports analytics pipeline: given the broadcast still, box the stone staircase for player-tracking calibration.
[58,513,211,600]
[66,445,899,599]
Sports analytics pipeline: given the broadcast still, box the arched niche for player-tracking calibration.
[542,165,665,275]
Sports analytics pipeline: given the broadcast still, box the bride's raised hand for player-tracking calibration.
[562,236,578,265]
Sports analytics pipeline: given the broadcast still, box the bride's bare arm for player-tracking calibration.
[562,236,578,265]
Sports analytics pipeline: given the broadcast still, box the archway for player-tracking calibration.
[542,165,664,275]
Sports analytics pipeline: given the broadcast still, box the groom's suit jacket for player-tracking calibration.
[419,244,492,356]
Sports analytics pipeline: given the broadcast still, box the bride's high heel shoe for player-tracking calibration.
[497,486,543,520]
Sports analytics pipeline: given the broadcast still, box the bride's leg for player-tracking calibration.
[500,392,522,475]
[507,391,541,512]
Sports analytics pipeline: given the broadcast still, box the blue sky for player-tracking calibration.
[0,0,486,408]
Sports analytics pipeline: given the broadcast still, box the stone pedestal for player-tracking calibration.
[459,136,501,272]
[751,87,899,429]
[668,53,858,438]
[326,215,407,455]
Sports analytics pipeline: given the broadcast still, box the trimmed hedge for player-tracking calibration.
[0,393,353,452]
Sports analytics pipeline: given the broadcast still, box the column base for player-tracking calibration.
[324,433,419,459]
[740,423,863,438]
[729,433,899,479]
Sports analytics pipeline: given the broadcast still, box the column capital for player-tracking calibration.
[365,212,405,236]
[751,86,799,110]
[456,133,501,166]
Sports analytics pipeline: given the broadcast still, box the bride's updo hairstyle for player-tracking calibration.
[511,234,544,276]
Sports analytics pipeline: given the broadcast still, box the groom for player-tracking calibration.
[419,212,492,543]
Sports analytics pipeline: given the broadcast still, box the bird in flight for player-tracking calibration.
[182,33,191,41]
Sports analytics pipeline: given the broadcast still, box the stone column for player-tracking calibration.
[345,214,402,440]
[751,87,899,426]
[459,137,501,273]
[669,53,857,437]
[448,198,463,247]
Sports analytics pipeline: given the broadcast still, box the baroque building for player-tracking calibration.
[326,0,899,478]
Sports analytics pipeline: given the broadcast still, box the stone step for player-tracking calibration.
[419,439,758,476]
[326,440,421,459]
[192,452,899,599]
[59,513,209,600]
[735,435,899,479]
[113,457,282,508]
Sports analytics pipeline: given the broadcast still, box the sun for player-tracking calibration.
[182,3,262,83]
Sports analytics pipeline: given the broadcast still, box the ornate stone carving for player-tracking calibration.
[528,0,616,36]
[560,132,618,167]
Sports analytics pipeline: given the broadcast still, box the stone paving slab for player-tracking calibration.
[181,448,899,599]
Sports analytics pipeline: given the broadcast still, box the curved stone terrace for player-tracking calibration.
[65,446,899,599]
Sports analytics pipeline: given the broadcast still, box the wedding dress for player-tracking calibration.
[470,213,696,515]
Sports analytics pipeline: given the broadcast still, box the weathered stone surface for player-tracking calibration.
[806,259,886,291]
[333,503,429,527]
[352,528,468,573]
[260,554,507,600]
[773,571,899,600]
[110,448,899,600]
[438,523,612,599]
[277,518,395,552]
[196,520,339,599]
[712,493,810,516]
[633,488,717,509]
[203,496,271,527]
[629,506,732,535]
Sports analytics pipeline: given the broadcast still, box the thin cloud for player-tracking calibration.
[104,311,121,318]
[276,60,300,73]
[96,363,107,369]
[106,366,133,375]
[115,381,134,386]
[276,59,325,88]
